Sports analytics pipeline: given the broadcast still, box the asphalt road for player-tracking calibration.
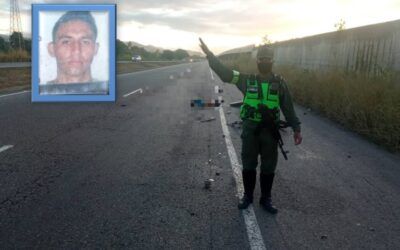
[0,62,399,249]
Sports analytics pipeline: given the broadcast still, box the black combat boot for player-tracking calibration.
[238,170,256,209]
[259,172,278,214]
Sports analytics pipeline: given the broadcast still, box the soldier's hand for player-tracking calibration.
[199,37,212,56]
[294,131,302,145]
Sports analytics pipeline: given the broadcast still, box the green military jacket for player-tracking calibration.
[206,52,301,132]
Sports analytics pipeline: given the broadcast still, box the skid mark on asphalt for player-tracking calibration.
[0,145,13,153]
[219,107,266,250]
[123,88,143,98]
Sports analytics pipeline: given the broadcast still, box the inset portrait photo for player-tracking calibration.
[32,4,116,102]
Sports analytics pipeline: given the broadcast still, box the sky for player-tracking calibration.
[1,0,400,53]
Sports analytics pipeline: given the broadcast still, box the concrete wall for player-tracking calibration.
[273,19,400,75]
[219,19,400,75]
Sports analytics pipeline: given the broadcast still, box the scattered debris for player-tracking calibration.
[204,178,214,189]
[191,99,223,108]
[230,101,243,107]
[201,117,216,122]
[228,120,243,128]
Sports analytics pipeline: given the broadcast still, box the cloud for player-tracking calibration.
[2,0,400,51]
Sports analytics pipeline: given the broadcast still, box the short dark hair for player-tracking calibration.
[257,45,274,59]
[52,11,98,42]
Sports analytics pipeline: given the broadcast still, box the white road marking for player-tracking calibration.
[123,88,143,98]
[0,90,30,99]
[118,62,198,77]
[210,68,215,80]
[0,145,13,153]
[219,107,267,250]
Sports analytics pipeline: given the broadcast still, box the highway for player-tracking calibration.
[0,62,399,249]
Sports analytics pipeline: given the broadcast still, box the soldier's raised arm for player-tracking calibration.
[199,38,247,93]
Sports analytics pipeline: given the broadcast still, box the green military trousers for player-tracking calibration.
[241,119,278,174]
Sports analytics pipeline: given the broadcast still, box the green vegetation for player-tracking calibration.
[220,55,400,152]
[0,50,30,62]
[0,32,31,62]
[0,35,191,62]
[116,39,190,61]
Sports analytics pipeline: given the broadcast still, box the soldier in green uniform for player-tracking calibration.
[199,38,302,214]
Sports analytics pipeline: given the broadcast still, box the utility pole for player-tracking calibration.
[9,0,24,50]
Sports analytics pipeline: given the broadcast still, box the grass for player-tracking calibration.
[0,50,31,62]
[0,61,184,93]
[220,56,400,153]
[0,67,31,92]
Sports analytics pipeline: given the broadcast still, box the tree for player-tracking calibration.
[116,39,131,60]
[161,50,174,60]
[334,19,346,31]
[24,39,31,53]
[0,37,7,52]
[261,35,273,45]
[174,49,189,60]
[9,31,24,50]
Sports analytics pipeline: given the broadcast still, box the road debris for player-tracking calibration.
[228,120,243,128]
[204,178,214,189]
[201,117,216,122]
[229,101,243,107]
[191,99,223,108]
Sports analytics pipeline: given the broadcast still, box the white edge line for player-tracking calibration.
[210,68,215,80]
[0,90,30,99]
[118,62,198,77]
[219,106,266,250]
[123,88,143,98]
[0,145,14,153]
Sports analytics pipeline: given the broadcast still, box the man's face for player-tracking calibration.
[48,20,98,81]
[257,57,273,75]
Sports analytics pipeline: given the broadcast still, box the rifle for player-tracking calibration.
[257,104,289,160]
